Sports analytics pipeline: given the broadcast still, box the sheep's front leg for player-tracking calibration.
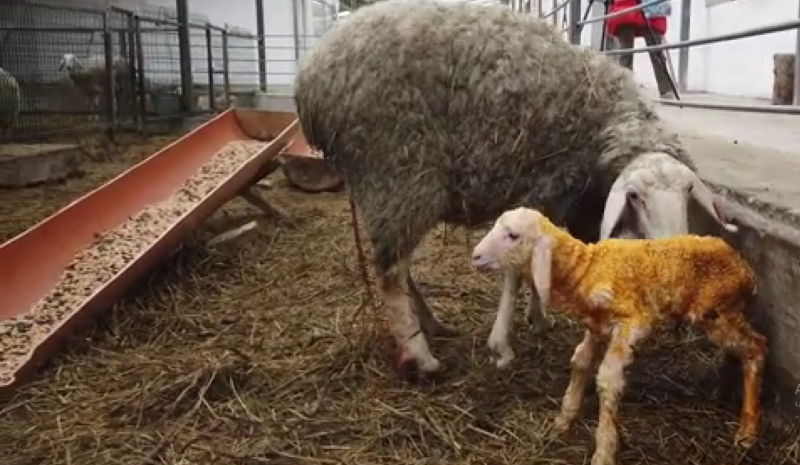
[525,282,555,334]
[487,268,521,369]
[381,260,440,375]
[553,329,600,433]
[592,322,649,465]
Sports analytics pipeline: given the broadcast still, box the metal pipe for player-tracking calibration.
[102,11,117,140]
[551,0,558,25]
[222,28,232,108]
[176,0,194,114]
[568,0,581,45]
[205,25,216,112]
[656,97,800,114]
[255,0,267,92]
[134,15,148,133]
[578,0,667,26]
[292,0,303,62]
[542,0,571,20]
[794,0,800,105]
[603,19,800,55]
[677,0,691,93]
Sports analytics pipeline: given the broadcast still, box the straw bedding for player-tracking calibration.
[0,136,799,465]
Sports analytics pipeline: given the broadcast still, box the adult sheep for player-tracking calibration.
[294,0,735,377]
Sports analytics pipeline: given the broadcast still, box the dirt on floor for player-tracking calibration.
[0,135,799,465]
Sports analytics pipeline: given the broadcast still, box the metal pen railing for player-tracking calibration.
[543,0,800,115]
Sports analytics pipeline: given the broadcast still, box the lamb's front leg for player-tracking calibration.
[525,281,555,334]
[487,268,521,369]
[553,329,600,433]
[592,321,650,465]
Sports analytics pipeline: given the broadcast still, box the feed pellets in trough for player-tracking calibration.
[0,140,268,385]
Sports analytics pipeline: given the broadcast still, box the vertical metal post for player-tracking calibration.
[678,0,691,93]
[205,25,216,112]
[256,0,267,92]
[794,0,800,105]
[222,28,232,108]
[538,0,544,18]
[292,0,302,62]
[134,15,148,133]
[176,0,194,114]
[551,0,557,26]
[102,11,117,140]
[126,12,137,118]
[569,0,582,45]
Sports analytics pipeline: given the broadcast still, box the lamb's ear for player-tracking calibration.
[530,234,554,311]
[599,177,628,240]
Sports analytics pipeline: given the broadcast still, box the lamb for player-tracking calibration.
[59,53,132,110]
[0,67,21,137]
[471,206,767,464]
[293,0,737,376]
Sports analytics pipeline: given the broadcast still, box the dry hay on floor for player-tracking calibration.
[1,177,799,465]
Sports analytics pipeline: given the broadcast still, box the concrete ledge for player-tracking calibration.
[694,181,800,414]
[0,144,83,188]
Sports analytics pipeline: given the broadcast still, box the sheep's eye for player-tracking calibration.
[507,231,520,241]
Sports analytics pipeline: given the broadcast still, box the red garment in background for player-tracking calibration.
[605,0,668,37]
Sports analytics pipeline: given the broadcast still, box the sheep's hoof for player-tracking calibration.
[527,314,554,335]
[396,350,441,381]
[590,450,616,465]
[734,428,758,450]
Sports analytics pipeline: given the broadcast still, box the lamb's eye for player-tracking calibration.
[507,231,520,241]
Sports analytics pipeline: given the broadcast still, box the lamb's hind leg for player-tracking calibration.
[407,274,458,338]
[525,286,555,334]
[553,329,601,433]
[701,307,767,449]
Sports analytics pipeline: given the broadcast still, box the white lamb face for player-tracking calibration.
[472,207,539,272]
[59,53,81,71]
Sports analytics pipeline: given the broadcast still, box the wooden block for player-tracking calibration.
[772,53,794,105]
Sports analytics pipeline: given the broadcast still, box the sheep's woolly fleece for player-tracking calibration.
[295,0,693,270]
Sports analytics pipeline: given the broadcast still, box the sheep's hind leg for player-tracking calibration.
[380,260,441,376]
[701,308,767,449]
[592,321,650,465]
[407,274,458,338]
[553,329,601,433]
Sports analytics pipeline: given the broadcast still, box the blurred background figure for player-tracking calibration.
[606,0,676,99]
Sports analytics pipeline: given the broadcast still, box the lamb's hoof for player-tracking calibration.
[551,414,573,436]
[526,313,554,335]
[487,339,515,369]
[735,428,758,450]
[590,451,615,465]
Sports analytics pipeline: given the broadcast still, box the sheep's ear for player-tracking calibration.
[530,234,554,311]
[599,178,629,240]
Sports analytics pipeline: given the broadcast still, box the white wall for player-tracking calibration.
[599,0,798,99]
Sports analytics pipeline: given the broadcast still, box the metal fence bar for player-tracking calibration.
[795,0,800,105]
[677,0,691,93]
[577,0,667,26]
[542,0,570,20]
[602,19,800,56]
[656,98,800,115]
[256,0,267,92]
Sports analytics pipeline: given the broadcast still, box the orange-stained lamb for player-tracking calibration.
[471,206,767,465]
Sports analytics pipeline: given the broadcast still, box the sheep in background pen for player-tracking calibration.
[59,53,133,112]
[294,0,737,376]
[0,67,21,137]
[471,206,767,464]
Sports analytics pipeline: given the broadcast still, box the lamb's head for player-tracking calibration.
[59,53,82,72]
[600,152,738,240]
[472,207,547,273]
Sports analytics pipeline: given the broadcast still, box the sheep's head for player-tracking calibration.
[59,53,82,72]
[600,152,738,240]
[472,207,547,273]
